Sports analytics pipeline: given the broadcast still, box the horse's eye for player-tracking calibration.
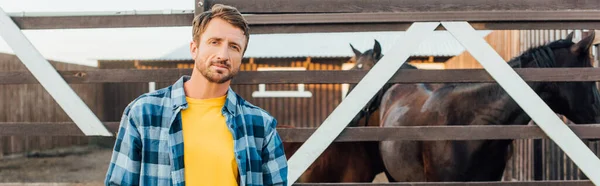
[357,64,363,68]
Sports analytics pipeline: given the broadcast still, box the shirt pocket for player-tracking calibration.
[140,126,171,165]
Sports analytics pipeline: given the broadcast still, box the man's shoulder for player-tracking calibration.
[239,98,276,120]
[124,86,173,116]
[235,95,277,129]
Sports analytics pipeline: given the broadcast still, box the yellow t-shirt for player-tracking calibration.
[181,95,239,186]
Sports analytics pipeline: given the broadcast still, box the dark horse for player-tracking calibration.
[280,124,385,182]
[351,32,600,182]
[276,41,394,183]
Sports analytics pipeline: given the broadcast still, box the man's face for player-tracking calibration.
[190,18,246,84]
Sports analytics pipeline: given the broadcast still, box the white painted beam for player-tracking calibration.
[252,91,312,98]
[286,22,440,185]
[0,7,111,136]
[442,21,600,185]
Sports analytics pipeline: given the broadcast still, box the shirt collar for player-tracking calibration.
[170,75,238,115]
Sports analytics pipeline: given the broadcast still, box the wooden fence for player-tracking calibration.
[3,0,600,185]
[0,53,102,157]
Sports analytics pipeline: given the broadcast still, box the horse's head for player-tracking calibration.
[347,40,420,126]
[517,31,600,124]
[347,40,384,126]
[349,40,383,72]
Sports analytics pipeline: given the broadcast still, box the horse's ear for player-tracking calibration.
[350,44,361,57]
[566,32,575,42]
[571,31,595,56]
[373,40,382,60]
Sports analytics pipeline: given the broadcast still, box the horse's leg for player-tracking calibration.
[333,142,380,182]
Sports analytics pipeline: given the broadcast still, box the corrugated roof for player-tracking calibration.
[155,31,491,60]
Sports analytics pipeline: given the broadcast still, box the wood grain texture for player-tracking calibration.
[3,68,600,84]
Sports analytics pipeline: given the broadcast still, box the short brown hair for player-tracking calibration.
[192,4,250,53]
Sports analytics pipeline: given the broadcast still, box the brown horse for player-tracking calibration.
[276,41,396,183]
[279,124,385,183]
[352,32,600,182]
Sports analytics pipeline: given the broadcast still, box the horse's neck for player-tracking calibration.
[443,82,537,126]
[463,46,555,125]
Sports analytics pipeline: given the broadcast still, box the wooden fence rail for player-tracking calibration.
[204,0,600,13]
[293,180,594,186]
[0,180,593,186]
[9,10,600,32]
[3,122,600,141]
[2,68,600,84]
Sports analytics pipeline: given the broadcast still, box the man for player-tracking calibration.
[105,4,288,186]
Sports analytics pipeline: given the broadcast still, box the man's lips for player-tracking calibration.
[211,64,229,70]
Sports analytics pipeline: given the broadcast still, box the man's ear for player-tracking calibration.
[190,40,198,59]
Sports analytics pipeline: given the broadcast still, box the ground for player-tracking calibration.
[0,146,388,185]
[0,146,110,185]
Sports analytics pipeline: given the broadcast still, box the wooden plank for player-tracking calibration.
[278,125,600,142]
[5,122,600,141]
[248,22,600,34]
[0,184,100,186]
[534,139,543,180]
[0,122,120,136]
[293,180,594,186]
[12,14,193,29]
[205,0,600,13]
[10,11,600,31]
[3,68,600,84]
[245,11,600,24]
[0,181,593,186]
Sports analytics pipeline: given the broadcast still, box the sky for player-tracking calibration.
[0,0,196,66]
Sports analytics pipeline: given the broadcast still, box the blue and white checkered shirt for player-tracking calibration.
[105,76,288,186]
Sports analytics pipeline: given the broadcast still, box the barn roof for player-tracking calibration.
[150,30,491,60]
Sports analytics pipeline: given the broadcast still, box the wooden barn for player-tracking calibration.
[0,53,104,158]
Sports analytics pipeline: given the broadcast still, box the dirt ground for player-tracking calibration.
[0,146,110,185]
[0,146,388,185]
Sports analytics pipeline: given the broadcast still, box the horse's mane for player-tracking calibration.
[431,38,578,110]
[507,39,573,68]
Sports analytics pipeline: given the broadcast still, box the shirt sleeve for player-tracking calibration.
[261,117,289,186]
[105,104,143,186]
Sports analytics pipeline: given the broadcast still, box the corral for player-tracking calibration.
[1,0,600,186]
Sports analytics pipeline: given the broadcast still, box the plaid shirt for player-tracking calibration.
[105,76,288,186]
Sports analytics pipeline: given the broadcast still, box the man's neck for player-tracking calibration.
[184,74,229,100]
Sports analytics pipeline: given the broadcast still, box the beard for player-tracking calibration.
[197,59,239,84]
